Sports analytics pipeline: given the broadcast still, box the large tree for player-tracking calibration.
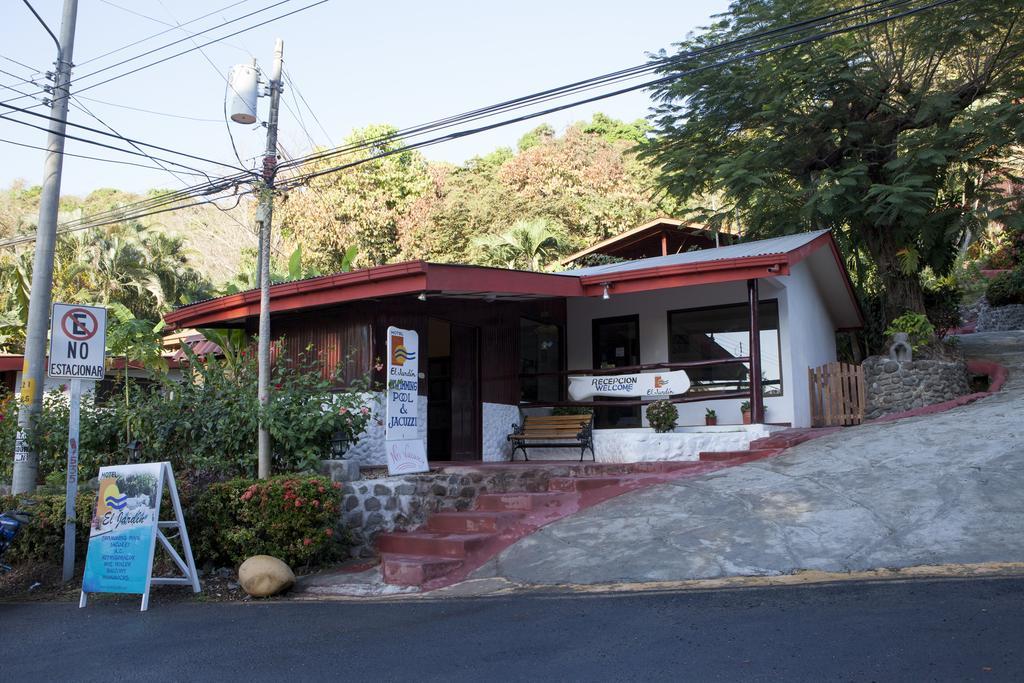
[644,0,1024,324]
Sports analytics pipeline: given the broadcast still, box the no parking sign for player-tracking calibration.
[48,303,107,380]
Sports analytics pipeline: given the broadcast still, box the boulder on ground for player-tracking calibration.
[238,555,295,597]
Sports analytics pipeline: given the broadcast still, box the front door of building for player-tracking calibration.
[592,315,641,429]
[427,318,480,461]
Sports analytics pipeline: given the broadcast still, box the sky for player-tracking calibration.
[0,0,729,196]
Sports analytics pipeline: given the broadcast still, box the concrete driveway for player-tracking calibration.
[477,331,1024,585]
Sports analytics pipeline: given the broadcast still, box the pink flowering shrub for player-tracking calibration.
[191,474,346,568]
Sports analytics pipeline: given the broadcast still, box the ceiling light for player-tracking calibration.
[417,292,427,302]
[601,282,611,300]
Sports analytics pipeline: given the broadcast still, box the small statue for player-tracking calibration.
[889,332,912,362]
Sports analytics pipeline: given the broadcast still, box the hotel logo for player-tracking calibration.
[390,333,417,366]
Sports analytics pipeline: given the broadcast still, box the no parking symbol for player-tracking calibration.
[48,303,107,380]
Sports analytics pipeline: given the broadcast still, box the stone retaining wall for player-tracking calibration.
[863,356,970,420]
[976,299,1024,332]
[333,467,551,557]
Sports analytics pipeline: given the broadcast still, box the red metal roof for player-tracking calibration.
[164,231,863,329]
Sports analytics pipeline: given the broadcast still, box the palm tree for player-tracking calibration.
[471,218,564,271]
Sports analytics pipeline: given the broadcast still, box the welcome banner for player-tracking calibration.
[567,370,691,401]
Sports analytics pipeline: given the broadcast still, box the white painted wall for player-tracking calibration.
[564,273,837,430]
[780,259,839,428]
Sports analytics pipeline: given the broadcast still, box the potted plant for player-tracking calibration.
[740,400,751,424]
[704,408,717,426]
[646,400,679,433]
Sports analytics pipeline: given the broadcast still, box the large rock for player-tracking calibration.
[238,555,295,597]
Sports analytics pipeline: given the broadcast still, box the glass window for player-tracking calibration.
[667,300,783,395]
[519,318,562,402]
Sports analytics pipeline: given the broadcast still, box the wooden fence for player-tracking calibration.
[808,362,865,427]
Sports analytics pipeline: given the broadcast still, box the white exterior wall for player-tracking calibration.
[780,259,838,427]
[564,276,831,429]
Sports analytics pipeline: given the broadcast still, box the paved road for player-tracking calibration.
[3,577,1023,681]
[480,332,1024,585]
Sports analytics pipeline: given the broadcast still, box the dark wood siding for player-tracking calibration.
[265,296,566,402]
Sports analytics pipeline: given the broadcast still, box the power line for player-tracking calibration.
[280,0,946,182]
[4,0,955,248]
[2,0,326,109]
[69,95,196,187]
[0,111,226,177]
[279,0,918,173]
[0,54,42,76]
[79,0,255,67]
[0,101,252,173]
[72,95,222,123]
[50,0,929,234]
[0,136,212,176]
[19,0,60,54]
[282,67,334,147]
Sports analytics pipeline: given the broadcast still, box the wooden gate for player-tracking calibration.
[808,362,865,427]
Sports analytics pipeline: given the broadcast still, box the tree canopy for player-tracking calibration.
[643,0,1024,324]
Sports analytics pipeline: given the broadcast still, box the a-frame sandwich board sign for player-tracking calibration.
[80,462,200,611]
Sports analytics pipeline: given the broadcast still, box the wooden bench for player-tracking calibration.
[507,414,595,462]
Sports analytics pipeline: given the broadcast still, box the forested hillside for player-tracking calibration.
[0,113,673,352]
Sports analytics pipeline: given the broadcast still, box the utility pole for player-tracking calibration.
[12,0,79,495]
[256,39,283,479]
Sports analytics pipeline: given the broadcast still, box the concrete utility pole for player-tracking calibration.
[256,39,284,479]
[12,0,79,495]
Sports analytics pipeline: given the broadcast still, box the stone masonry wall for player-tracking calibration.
[863,356,970,420]
[335,468,551,557]
[976,299,1024,332]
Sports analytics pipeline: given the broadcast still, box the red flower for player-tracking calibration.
[295,499,302,507]
[303,538,312,546]
[311,499,320,507]
[325,528,334,537]
[332,482,341,489]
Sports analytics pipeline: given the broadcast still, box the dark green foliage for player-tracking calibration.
[923,280,963,336]
[986,268,1024,307]
[0,492,95,564]
[2,344,373,489]
[643,0,1024,326]
[190,475,346,568]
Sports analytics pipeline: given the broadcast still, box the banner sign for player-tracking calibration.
[568,370,691,401]
[385,326,427,475]
[82,463,162,595]
[48,303,107,380]
[81,462,200,611]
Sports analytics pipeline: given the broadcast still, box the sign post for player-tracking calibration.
[384,326,428,475]
[48,303,107,583]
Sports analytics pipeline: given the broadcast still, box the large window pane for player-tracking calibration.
[667,301,782,395]
[520,318,561,402]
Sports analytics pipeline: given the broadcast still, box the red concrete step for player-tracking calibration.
[426,511,524,534]
[547,476,626,492]
[699,449,778,462]
[475,491,576,512]
[376,531,493,558]
[381,553,463,586]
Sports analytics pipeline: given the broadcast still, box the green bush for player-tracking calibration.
[923,280,963,335]
[0,491,96,564]
[190,474,346,569]
[646,400,678,433]
[885,311,936,350]
[2,342,375,488]
[986,268,1024,307]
